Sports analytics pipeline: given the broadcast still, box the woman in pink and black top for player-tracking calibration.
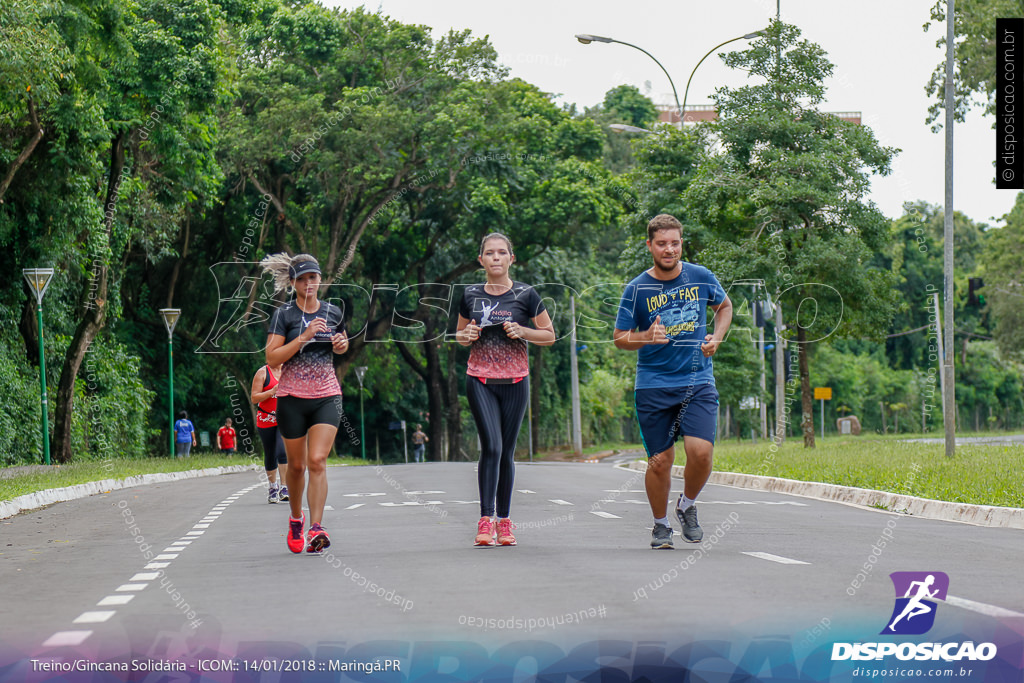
[262,253,348,554]
[455,233,555,546]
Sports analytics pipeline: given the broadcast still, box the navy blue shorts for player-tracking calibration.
[634,383,719,457]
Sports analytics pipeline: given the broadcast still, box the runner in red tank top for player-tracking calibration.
[251,363,289,503]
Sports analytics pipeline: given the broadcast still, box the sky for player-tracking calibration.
[324,0,1013,227]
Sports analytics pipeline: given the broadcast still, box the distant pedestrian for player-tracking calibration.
[411,424,428,463]
[613,214,732,549]
[173,411,197,458]
[455,232,555,547]
[262,252,348,554]
[251,363,289,503]
[217,417,237,454]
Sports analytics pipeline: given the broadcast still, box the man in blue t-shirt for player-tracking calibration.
[173,410,197,458]
[614,214,733,550]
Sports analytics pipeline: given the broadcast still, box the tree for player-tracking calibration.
[683,21,900,447]
[581,85,659,174]
[982,191,1024,359]
[924,0,1024,126]
[601,84,658,128]
[0,0,70,201]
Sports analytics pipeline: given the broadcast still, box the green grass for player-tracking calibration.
[703,436,1024,508]
[548,432,1024,508]
[0,454,367,503]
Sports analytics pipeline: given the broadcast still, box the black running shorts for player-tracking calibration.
[276,395,343,439]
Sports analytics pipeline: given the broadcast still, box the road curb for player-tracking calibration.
[622,461,1024,529]
[0,465,259,520]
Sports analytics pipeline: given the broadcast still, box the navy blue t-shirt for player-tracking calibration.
[614,263,726,390]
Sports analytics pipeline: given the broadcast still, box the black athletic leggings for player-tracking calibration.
[258,425,287,472]
[466,377,529,518]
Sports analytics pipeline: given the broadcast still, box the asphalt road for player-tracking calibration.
[1,461,1022,680]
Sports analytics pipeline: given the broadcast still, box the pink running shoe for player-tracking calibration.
[474,517,496,546]
[306,523,330,553]
[496,518,517,546]
[287,515,305,554]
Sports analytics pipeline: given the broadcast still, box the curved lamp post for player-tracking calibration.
[608,123,653,134]
[23,268,55,465]
[355,366,368,460]
[159,308,181,456]
[681,31,765,123]
[575,33,682,120]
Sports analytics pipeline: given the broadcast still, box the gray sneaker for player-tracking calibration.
[650,522,674,549]
[268,486,279,504]
[676,504,703,543]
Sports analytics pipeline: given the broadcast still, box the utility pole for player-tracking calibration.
[942,0,956,457]
[774,300,786,444]
[569,296,583,457]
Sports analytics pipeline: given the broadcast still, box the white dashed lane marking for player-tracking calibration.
[72,611,116,624]
[42,631,91,647]
[41,483,261,649]
[742,552,811,565]
[97,595,134,606]
[589,511,621,519]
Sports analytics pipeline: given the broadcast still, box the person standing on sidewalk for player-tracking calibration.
[216,417,237,454]
[173,411,197,458]
[455,232,555,547]
[613,214,732,549]
[251,363,289,503]
[262,253,348,554]
[411,424,428,463]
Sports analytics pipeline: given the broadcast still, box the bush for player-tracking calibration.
[0,331,44,464]
[74,336,156,460]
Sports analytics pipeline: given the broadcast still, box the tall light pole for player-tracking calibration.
[355,366,368,460]
[681,31,765,123]
[569,296,583,457]
[575,33,682,121]
[159,309,181,457]
[942,0,956,458]
[23,268,55,465]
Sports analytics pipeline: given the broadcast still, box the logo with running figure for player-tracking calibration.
[881,571,949,635]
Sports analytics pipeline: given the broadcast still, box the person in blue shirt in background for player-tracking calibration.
[173,410,197,458]
[614,214,733,550]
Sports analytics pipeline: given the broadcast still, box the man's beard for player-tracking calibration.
[652,255,679,275]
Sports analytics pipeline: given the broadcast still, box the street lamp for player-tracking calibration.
[23,268,55,465]
[159,308,181,457]
[575,33,682,120]
[354,366,367,460]
[681,31,765,124]
[608,123,653,135]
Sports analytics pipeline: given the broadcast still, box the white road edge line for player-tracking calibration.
[742,551,811,565]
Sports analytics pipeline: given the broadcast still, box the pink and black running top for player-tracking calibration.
[257,366,279,427]
[268,301,344,399]
[459,281,547,380]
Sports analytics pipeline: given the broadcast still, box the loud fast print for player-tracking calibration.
[645,285,702,338]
